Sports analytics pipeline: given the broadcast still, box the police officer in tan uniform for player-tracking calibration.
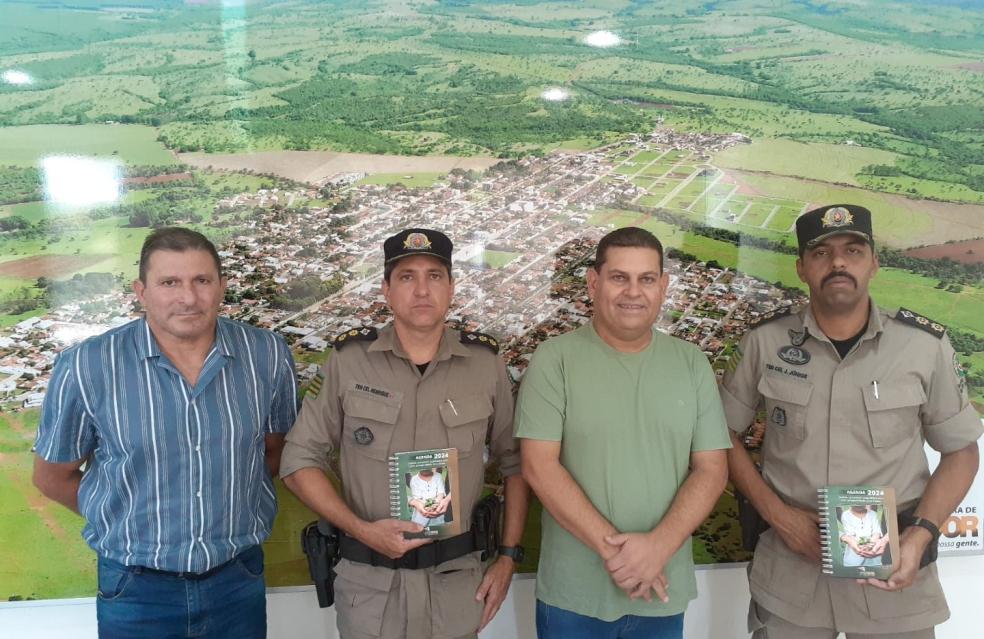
[721,205,982,638]
[281,228,530,639]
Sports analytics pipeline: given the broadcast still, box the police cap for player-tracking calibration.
[795,204,873,252]
[383,228,453,268]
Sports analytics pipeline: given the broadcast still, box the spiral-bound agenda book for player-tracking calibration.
[818,485,900,579]
[388,447,462,539]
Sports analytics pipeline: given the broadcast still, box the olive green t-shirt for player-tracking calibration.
[515,322,730,621]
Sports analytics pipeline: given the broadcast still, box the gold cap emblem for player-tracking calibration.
[821,206,853,228]
[403,232,432,250]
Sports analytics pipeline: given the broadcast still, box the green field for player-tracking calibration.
[468,250,519,269]
[714,139,899,187]
[356,173,447,188]
[0,125,176,167]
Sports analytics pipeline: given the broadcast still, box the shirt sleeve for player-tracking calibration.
[487,354,521,477]
[719,330,763,434]
[690,345,733,452]
[279,348,344,478]
[514,340,566,442]
[34,347,97,463]
[266,333,299,434]
[921,333,983,453]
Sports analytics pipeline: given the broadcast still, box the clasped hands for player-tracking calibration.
[601,530,672,603]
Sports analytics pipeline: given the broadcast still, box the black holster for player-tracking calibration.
[301,519,341,608]
[737,490,771,552]
[471,493,502,561]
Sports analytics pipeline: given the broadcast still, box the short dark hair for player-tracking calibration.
[594,227,664,273]
[383,257,452,283]
[138,227,222,283]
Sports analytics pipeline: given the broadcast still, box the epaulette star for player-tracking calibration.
[895,308,946,339]
[333,326,378,349]
[460,330,499,354]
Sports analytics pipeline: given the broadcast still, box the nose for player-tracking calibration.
[176,282,197,305]
[413,277,429,297]
[625,277,642,297]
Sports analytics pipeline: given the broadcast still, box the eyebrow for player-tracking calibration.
[608,268,661,277]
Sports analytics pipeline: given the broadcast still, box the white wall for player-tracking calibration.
[3,555,982,638]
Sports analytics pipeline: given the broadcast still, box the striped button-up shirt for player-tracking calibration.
[35,317,298,573]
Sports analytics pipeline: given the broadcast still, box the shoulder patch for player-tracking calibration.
[305,371,324,399]
[460,330,499,354]
[748,306,794,330]
[333,326,378,349]
[895,308,945,338]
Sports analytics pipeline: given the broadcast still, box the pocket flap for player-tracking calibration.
[439,395,493,428]
[343,391,401,424]
[758,375,814,407]
[862,380,926,412]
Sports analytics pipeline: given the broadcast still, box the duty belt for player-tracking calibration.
[339,493,501,570]
[339,530,481,570]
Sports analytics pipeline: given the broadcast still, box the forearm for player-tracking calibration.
[524,455,617,557]
[652,450,728,550]
[282,467,372,541]
[501,473,530,547]
[912,443,979,537]
[726,431,787,525]
[32,456,84,515]
[264,434,286,477]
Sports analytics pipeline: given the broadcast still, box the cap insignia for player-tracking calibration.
[821,206,853,228]
[403,232,432,251]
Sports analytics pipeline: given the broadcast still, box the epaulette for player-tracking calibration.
[460,330,499,354]
[748,306,794,330]
[895,308,946,339]
[333,326,378,349]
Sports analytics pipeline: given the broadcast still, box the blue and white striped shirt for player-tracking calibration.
[35,317,298,573]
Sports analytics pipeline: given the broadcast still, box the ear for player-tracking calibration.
[586,266,599,299]
[219,275,228,302]
[133,279,145,304]
[795,257,806,283]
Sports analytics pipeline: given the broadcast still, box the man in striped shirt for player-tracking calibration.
[33,227,298,639]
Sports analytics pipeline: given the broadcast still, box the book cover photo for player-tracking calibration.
[389,447,462,539]
[819,485,900,579]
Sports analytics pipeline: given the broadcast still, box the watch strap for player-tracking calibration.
[498,545,524,562]
[908,516,941,541]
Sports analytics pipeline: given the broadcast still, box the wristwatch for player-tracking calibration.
[498,545,525,564]
[907,516,941,543]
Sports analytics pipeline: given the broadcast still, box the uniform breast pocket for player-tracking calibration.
[862,380,925,448]
[439,394,492,458]
[342,391,402,460]
[757,375,813,440]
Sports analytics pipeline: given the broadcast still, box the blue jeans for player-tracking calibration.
[96,545,267,639]
[536,600,684,639]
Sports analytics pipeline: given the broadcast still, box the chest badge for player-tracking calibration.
[353,427,375,446]
[771,407,787,427]
[777,345,811,366]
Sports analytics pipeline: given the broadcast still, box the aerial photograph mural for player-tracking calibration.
[1,0,982,600]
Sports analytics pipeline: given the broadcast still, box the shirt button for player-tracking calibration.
[195,446,201,452]
[196,491,202,498]
[198,536,203,542]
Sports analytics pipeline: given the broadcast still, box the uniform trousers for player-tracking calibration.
[752,603,935,639]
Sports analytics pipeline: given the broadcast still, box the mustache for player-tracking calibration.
[822,271,857,287]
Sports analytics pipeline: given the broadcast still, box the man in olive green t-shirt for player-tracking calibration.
[516,227,731,638]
